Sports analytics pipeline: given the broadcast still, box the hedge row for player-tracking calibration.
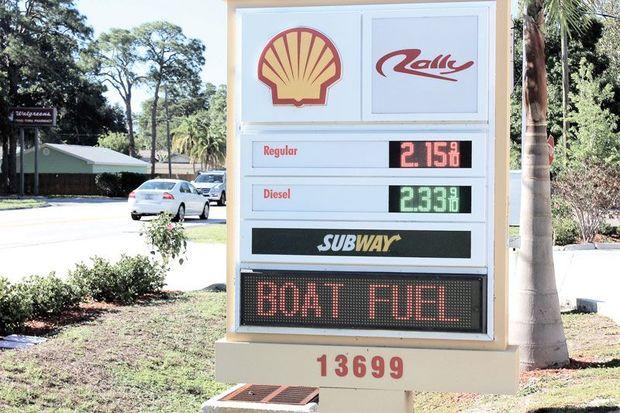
[95,172,149,197]
[0,255,165,335]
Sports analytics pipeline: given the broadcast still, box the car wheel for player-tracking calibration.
[218,192,226,206]
[173,204,185,222]
[200,202,210,220]
[131,213,141,221]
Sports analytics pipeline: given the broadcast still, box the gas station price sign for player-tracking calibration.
[227,0,510,348]
[219,0,519,399]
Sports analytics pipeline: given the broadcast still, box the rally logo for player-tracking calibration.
[376,49,474,82]
[258,27,342,107]
[317,233,402,253]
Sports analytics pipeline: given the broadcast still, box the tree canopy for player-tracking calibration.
[0,0,125,193]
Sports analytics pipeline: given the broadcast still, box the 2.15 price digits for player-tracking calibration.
[316,354,403,379]
[389,140,472,169]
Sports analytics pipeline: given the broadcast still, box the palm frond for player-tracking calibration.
[545,0,596,36]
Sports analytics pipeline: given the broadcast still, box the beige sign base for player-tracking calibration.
[320,388,413,413]
[216,339,518,395]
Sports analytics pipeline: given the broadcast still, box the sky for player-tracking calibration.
[76,0,519,113]
[76,0,228,113]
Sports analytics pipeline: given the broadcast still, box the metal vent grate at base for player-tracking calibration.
[220,384,319,405]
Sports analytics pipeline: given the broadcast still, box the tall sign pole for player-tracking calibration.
[19,128,24,196]
[219,1,516,411]
[34,128,39,196]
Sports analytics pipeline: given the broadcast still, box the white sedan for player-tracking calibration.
[128,179,209,221]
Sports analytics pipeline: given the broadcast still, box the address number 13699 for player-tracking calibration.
[316,354,404,379]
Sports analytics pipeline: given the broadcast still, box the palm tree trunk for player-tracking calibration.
[150,81,160,178]
[164,86,172,178]
[560,26,569,166]
[510,0,569,370]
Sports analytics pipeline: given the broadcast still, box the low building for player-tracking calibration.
[18,143,149,174]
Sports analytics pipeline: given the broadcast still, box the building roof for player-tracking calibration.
[45,144,149,167]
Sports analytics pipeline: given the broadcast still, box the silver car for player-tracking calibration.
[191,171,226,205]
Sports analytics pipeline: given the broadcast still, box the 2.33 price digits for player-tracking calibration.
[316,354,403,379]
[388,185,472,214]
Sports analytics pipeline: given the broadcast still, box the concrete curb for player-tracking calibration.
[0,202,51,211]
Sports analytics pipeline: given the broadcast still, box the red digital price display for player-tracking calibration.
[389,141,472,168]
[240,270,486,333]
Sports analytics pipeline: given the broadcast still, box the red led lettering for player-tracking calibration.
[434,141,448,167]
[438,285,459,322]
[391,285,413,321]
[369,284,391,319]
[301,282,322,318]
[448,141,460,167]
[325,282,344,318]
[414,285,437,321]
[279,282,300,317]
[257,281,277,316]
[400,142,418,167]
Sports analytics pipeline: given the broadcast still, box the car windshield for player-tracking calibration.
[195,174,223,183]
[138,181,176,190]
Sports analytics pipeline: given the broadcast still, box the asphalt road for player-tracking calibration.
[0,198,226,290]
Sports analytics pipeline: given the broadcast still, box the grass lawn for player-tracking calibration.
[0,292,227,413]
[416,312,620,412]
[186,224,226,244]
[0,293,618,412]
[0,198,47,210]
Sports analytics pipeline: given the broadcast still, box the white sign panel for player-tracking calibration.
[240,11,362,123]
[362,6,491,121]
[243,132,487,177]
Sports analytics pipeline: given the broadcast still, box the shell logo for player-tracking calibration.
[257,27,342,107]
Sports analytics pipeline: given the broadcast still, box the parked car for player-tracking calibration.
[192,170,226,205]
[128,179,209,221]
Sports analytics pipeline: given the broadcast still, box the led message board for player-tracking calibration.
[240,270,486,333]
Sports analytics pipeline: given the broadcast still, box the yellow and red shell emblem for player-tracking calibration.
[258,27,342,107]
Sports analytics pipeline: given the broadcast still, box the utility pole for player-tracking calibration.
[164,85,172,178]
[19,128,24,196]
[34,128,39,196]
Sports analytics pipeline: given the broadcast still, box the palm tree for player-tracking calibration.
[510,0,593,370]
[172,111,226,170]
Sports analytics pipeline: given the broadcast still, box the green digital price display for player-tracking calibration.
[388,185,471,213]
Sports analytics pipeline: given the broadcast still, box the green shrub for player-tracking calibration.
[69,255,165,304]
[22,274,82,317]
[552,197,580,246]
[0,277,32,334]
[95,172,148,197]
